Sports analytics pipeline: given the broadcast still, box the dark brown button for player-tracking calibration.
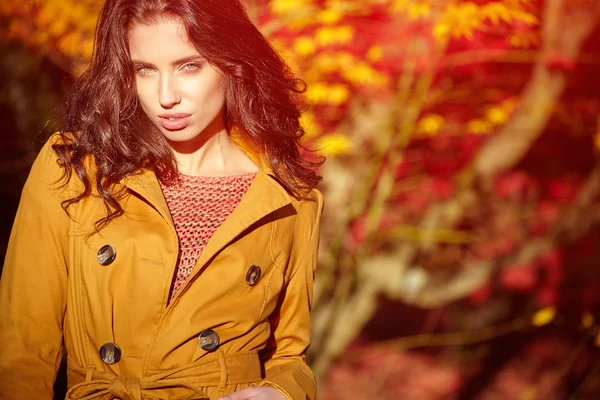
[198,329,220,352]
[97,245,116,266]
[246,265,261,286]
[99,342,121,364]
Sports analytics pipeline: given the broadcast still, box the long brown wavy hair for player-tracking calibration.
[55,0,322,230]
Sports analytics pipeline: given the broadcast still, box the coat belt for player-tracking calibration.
[65,351,263,400]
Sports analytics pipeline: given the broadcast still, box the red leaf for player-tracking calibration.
[530,202,560,235]
[495,237,517,257]
[430,177,454,200]
[547,177,581,202]
[499,262,537,292]
[537,202,560,221]
[494,171,530,198]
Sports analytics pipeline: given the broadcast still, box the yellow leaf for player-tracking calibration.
[270,0,312,15]
[407,3,431,20]
[308,51,355,78]
[512,10,540,26]
[57,32,82,59]
[342,62,388,87]
[433,23,451,43]
[481,3,513,25]
[509,31,540,49]
[37,4,58,27]
[317,8,342,24]
[312,54,337,73]
[532,307,556,327]
[418,114,445,136]
[47,18,69,37]
[306,83,329,104]
[315,26,355,46]
[332,51,354,65]
[366,45,383,62]
[337,25,355,43]
[294,36,316,56]
[596,330,600,347]
[306,83,350,106]
[434,3,482,42]
[392,0,409,13]
[486,106,509,126]
[82,38,94,59]
[301,113,319,139]
[468,119,493,135]
[317,133,353,156]
[328,84,351,105]
[289,16,316,30]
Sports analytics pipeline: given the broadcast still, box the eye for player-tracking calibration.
[180,63,203,73]
[135,66,156,76]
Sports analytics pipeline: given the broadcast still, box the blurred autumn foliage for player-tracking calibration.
[2,0,600,398]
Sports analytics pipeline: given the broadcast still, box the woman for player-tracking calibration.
[0,0,323,399]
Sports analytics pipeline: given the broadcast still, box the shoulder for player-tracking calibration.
[35,131,77,166]
[291,188,323,214]
[13,133,81,222]
[289,188,323,236]
[25,132,82,198]
[28,133,68,187]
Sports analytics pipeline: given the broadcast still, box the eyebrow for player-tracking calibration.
[131,55,204,67]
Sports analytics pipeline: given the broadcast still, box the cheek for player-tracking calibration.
[198,76,225,110]
[135,81,154,113]
[205,88,225,110]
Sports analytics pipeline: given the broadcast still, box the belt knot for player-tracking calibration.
[108,376,142,400]
[66,350,262,399]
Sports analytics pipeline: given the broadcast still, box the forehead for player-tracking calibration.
[128,18,198,60]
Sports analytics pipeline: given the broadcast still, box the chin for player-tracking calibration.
[157,124,194,139]
[160,126,209,144]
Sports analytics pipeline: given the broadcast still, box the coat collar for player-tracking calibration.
[120,127,291,224]
[122,167,294,304]
[121,126,291,212]
[121,165,294,232]
[193,168,293,273]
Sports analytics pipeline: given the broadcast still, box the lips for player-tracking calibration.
[158,113,192,130]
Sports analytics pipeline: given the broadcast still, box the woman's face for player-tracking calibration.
[128,18,226,144]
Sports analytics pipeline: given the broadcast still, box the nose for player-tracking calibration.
[158,74,180,109]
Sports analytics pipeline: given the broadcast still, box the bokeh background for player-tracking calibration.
[2,0,600,398]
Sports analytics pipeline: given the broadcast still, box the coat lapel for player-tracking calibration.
[121,169,175,227]
[172,170,293,303]
[195,170,292,266]
[121,165,294,305]
[119,129,294,303]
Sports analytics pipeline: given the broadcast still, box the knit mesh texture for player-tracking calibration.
[160,173,256,302]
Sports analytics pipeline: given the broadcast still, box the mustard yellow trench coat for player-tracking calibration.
[0,134,323,400]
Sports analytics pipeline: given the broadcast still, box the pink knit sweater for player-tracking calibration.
[160,173,256,302]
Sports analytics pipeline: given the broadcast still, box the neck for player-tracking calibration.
[169,129,259,177]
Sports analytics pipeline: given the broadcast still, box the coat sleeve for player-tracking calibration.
[0,137,70,398]
[259,189,324,400]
